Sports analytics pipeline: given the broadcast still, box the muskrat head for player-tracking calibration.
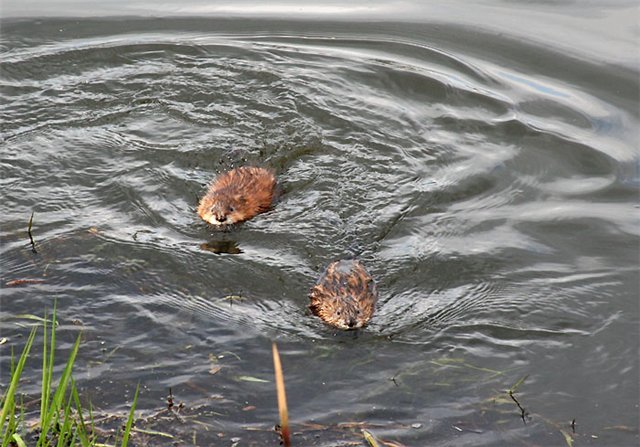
[311,294,368,330]
[333,297,367,330]
[198,193,247,226]
[309,259,377,330]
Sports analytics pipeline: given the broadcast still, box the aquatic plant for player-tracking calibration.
[272,343,290,447]
[0,306,138,446]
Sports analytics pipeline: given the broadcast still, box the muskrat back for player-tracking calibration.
[309,260,377,330]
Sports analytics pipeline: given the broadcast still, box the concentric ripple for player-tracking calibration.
[1,16,638,446]
[1,18,636,348]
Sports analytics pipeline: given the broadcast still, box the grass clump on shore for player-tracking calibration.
[0,305,138,447]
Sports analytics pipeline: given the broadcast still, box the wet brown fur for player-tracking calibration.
[309,260,377,330]
[197,166,276,226]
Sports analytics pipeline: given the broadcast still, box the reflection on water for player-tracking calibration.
[200,239,243,254]
[1,12,638,447]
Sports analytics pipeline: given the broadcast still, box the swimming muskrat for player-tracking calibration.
[197,166,276,226]
[309,260,378,330]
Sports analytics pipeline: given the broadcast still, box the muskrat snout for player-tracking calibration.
[213,213,228,224]
[209,204,235,225]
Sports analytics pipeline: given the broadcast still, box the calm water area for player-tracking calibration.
[1,1,639,445]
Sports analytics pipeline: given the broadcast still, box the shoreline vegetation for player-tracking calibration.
[1,306,591,446]
[0,305,138,447]
[0,306,395,446]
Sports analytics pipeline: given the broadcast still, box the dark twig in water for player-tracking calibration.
[508,390,529,424]
[28,211,37,254]
[167,388,174,410]
[506,374,530,424]
[571,418,576,433]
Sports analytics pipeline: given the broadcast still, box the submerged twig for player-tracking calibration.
[507,374,531,424]
[6,279,45,287]
[167,388,174,410]
[28,211,37,254]
[509,390,530,425]
[272,342,290,447]
[508,390,528,423]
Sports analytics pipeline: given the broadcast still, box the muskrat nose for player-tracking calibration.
[347,318,357,328]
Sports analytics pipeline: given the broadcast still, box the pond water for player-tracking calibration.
[1,1,639,446]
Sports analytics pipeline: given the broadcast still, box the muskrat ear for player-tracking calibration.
[234,194,246,204]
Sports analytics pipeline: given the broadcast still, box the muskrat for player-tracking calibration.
[309,260,378,330]
[197,166,276,226]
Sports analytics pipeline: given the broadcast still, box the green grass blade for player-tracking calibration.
[130,427,174,438]
[40,332,81,446]
[10,345,16,375]
[10,315,54,324]
[0,326,37,437]
[40,308,50,430]
[55,389,75,447]
[509,374,529,394]
[121,383,140,447]
[88,400,96,445]
[38,305,60,447]
[363,429,381,447]
[11,434,27,447]
[560,429,574,447]
[71,382,92,447]
[47,304,58,412]
[15,395,26,447]
[1,371,18,447]
[1,400,17,447]
[50,332,81,412]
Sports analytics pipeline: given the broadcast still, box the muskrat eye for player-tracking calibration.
[228,206,235,213]
[336,311,341,316]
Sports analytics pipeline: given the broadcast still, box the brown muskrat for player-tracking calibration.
[309,260,378,330]
[197,166,276,226]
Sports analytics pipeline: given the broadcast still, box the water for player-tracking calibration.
[1,3,639,446]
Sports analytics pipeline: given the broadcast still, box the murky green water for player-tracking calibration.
[1,5,639,446]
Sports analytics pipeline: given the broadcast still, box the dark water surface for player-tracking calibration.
[1,3,639,446]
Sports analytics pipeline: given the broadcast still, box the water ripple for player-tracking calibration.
[1,18,638,444]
